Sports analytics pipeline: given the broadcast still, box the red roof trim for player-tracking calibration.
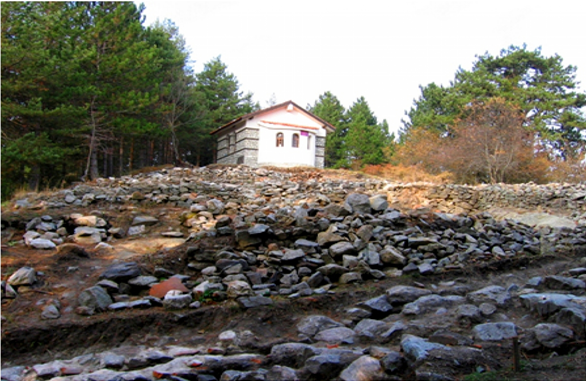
[260,120,320,130]
[210,100,336,135]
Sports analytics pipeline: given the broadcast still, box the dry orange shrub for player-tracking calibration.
[545,156,586,183]
[362,163,454,184]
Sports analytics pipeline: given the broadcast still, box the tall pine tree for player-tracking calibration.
[190,57,257,166]
[310,91,348,168]
[402,46,586,159]
[345,97,391,167]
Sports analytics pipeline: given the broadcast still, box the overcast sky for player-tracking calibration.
[138,0,586,136]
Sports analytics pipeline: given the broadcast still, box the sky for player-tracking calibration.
[138,0,586,136]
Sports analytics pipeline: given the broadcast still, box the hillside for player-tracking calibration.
[2,166,586,381]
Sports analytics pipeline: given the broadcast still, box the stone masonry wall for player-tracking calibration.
[382,182,586,222]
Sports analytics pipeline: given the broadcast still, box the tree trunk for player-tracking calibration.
[129,138,134,172]
[89,147,99,180]
[108,147,114,178]
[103,148,108,177]
[83,98,100,181]
[119,136,124,176]
[28,164,41,191]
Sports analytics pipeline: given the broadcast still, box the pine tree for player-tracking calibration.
[401,46,586,159]
[310,92,348,168]
[190,57,257,166]
[345,97,390,167]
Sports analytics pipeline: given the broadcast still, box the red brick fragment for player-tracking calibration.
[149,277,189,298]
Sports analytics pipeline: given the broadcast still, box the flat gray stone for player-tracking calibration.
[282,248,306,261]
[520,293,586,317]
[162,292,192,309]
[467,285,511,306]
[100,262,141,282]
[0,366,26,381]
[269,343,319,368]
[456,304,482,323]
[328,241,357,257]
[316,264,349,280]
[361,295,394,317]
[418,262,435,275]
[544,275,586,290]
[128,275,158,287]
[339,355,385,381]
[248,223,270,235]
[108,301,131,311]
[237,295,273,308]
[401,334,447,362]
[7,267,37,286]
[386,285,432,304]
[29,238,56,250]
[473,322,518,341]
[131,215,159,226]
[297,315,344,337]
[402,294,465,316]
[353,318,388,338]
[314,326,356,344]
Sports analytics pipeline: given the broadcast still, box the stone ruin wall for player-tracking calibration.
[7,165,586,225]
[381,182,586,221]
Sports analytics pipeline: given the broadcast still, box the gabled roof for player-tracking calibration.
[210,100,336,135]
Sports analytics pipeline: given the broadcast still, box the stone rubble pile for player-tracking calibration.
[3,264,586,380]
[5,184,585,316]
[7,166,586,224]
[2,166,586,380]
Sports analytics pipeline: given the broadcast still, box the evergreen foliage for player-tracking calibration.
[401,45,586,159]
[309,92,347,168]
[311,93,392,168]
[1,2,255,199]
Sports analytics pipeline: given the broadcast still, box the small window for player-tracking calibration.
[292,133,299,148]
[307,135,311,149]
[276,133,284,147]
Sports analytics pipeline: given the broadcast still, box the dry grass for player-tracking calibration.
[362,164,455,184]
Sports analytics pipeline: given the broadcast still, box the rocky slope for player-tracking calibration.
[1,165,586,381]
